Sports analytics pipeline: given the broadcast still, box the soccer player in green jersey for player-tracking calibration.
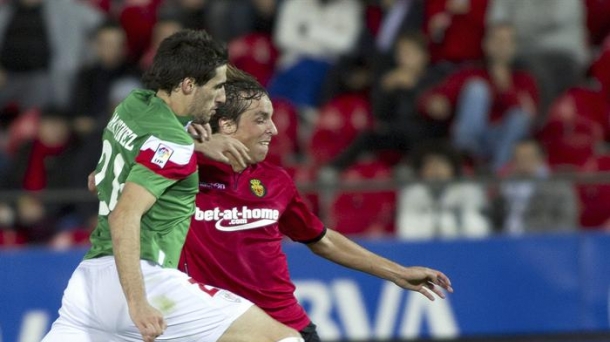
[43,30,304,342]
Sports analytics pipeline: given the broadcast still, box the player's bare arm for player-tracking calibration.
[108,182,166,342]
[307,228,453,301]
[194,133,251,170]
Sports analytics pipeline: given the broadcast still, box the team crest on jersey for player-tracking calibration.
[249,179,266,197]
[151,144,174,168]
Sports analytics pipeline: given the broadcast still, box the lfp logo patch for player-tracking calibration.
[249,179,266,197]
[152,144,174,168]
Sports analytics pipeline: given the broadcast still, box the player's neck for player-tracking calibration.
[156,90,190,117]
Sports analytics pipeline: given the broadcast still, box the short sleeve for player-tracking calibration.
[126,164,177,198]
[128,135,196,198]
[279,189,326,243]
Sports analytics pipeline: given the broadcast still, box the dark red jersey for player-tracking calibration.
[179,156,326,330]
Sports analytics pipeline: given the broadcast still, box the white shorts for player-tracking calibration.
[42,256,253,342]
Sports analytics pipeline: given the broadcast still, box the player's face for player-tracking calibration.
[231,96,277,164]
[191,65,227,124]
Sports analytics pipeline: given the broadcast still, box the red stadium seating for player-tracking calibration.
[283,164,320,216]
[0,230,27,248]
[591,42,610,102]
[538,91,604,170]
[328,160,396,237]
[266,98,299,166]
[567,87,610,139]
[307,94,373,166]
[578,155,610,229]
[119,0,163,61]
[229,33,279,87]
[584,0,610,46]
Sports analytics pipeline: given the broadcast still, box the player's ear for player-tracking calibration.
[218,118,237,135]
[180,77,196,95]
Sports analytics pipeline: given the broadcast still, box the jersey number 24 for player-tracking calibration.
[95,140,126,216]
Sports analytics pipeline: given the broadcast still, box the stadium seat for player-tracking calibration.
[578,154,610,229]
[266,98,299,166]
[283,164,320,216]
[119,1,162,61]
[538,92,604,170]
[307,94,373,166]
[584,0,610,46]
[228,33,279,87]
[591,41,610,101]
[0,230,27,248]
[328,159,396,237]
[567,87,610,139]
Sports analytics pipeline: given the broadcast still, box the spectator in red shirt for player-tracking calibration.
[424,0,489,65]
[2,107,76,191]
[420,22,538,172]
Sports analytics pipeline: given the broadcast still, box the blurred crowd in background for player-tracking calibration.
[0,0,610,249]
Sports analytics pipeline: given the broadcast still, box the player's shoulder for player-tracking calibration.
[116,89,192,146]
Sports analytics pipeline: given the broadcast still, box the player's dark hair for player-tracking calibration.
[142,29,228,93]
[209,66,268,133]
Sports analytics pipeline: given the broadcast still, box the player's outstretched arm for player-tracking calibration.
[109,182,166,342]
[307,228,453,301]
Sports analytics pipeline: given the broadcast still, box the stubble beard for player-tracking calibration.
[191,105,212,125]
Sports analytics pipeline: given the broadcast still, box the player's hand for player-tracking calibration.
[188,123,213,142]
[129,302,167,342]
[392,266,453,301]
[195,134,251,169]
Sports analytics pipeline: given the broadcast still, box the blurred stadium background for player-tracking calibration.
[1,0,610,341]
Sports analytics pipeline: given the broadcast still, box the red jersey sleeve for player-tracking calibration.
[134,135,197,180]
[278,187,326,243]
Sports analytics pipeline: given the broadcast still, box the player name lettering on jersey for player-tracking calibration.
[106,113,138,151]
[194,206,279,232]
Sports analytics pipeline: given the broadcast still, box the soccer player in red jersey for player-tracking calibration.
[179,67,454,341]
